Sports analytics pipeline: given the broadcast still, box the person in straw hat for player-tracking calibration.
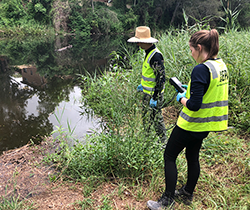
[127,26,167,144]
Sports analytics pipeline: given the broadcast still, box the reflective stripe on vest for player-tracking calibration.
[141,48,163,95]
[179,111,228,123]
[177,59,229,132]
[142,75,155,82]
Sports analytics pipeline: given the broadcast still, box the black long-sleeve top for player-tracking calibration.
[186,63,211,111]
[145,44,166,100]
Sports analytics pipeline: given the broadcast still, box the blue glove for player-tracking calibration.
[176,91,186,102]
[176,85,188,92]
[137,84,143,92]
[182,84,188,90]
[150,98,157,108]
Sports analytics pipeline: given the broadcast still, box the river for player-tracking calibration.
[0,34,133,154]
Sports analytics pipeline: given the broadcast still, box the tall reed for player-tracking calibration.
[158,29,250,134]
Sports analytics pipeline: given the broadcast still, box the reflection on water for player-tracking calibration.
[20,65,47,89]
[49,86,101,143]
[0,72,53,153]
[0,34,131,154]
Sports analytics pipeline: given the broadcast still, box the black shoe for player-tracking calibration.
[174,185,193,205]
[147,192,175,210]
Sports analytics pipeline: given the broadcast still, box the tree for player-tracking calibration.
[112,0,127,12]
[26,0,54,24]
[90,0,94,12]
[0,0,27,26]
[132,0,154,26]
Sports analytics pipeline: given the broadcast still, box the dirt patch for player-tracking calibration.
[0,138,53,200]
[162,106,179,122]
[29,181,85,210]
[0,137,153,210]
[0,139,152,209]
[0,137,88,209]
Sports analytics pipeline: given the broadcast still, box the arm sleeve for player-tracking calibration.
[186,64,210,111]
[150,52,166,100]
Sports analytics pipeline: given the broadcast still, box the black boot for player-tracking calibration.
[147,192,175,210]
[174,185,193,205]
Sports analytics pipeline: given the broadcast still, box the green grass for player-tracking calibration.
[196,132,250,209]
[0,171,35,210]
[0,196,34,210]
[157,30,250,134]
[44,29,250,209]
[0,23,55,38]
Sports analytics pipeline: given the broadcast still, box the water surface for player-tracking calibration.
[0,34,130,154]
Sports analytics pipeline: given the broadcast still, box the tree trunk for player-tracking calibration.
[53,0,71,33]
[170,1,181,25]
[91,0,94,12]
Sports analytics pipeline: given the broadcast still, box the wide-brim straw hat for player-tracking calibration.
[127,26,158,43]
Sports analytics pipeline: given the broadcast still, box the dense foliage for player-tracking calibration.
[219,31,250,133]
[0,0,53,26]
[66,0,250,34]
[0,0,250,36]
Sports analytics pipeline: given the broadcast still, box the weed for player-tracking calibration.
[0,169,35,210]
[76,198,94,210]
[0,196,34,210]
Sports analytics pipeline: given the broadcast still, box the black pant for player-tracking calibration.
[164,125,209,196]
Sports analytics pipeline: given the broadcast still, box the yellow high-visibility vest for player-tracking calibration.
[141,48,164,95]
[177,59,229,132]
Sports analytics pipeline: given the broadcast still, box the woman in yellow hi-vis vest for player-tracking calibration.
[127,26,167,144]
[147,29,229,210]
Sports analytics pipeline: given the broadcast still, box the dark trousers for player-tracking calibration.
[164,125,208,196]
[142,93,166,143]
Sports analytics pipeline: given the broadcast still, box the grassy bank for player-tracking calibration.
[40,30,250,209]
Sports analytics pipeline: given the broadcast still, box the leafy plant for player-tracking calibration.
[26,0,53,24]
[0,0,27,26]
[219,0,241,32]
[96,7,123,34]
[68,2,92,35]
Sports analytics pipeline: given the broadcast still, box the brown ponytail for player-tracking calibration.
[189,29,219,59]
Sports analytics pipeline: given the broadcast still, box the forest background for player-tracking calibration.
[0,0,250,36]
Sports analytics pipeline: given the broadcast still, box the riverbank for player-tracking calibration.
[0,131,249,209]
[0,137,154,209]
[0,107,178,209]
[0,137,55,208]
[0,113,249,209]
[0,137,87,210]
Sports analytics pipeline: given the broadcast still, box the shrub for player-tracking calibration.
[96,8,123,34]
[0,0,27,26]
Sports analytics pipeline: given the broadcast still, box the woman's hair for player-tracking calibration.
[189,29,219,59]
